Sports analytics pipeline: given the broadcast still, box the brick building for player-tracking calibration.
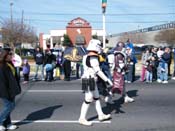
[39,17,103,50]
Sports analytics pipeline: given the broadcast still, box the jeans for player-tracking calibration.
[125,64,134,82]
[34,64,44,80]
[0,98,15,126]
[45,70,54,81]
[146,70,153,82]
[160,63,168,81]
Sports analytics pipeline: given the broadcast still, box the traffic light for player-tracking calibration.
[102,0,107,13]
[102,0,107,8]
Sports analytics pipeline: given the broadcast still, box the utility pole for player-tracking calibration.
[20,10,24,55]
[10,2,15,50]
[10,2,13,25]
[21,10,24,43]
[102,0,107,49]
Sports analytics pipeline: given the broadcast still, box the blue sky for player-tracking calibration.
[0,0,174,35]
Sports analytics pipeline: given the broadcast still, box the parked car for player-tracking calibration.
[141,45,154,52]
[134,46,142,55]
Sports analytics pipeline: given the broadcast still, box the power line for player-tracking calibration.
[24,18,171,23]
[0,10,175,16]
[23,12,175,16]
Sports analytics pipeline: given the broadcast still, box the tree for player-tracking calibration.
[155,29,175,46]
[62,34,71,47]
[0,19,38,51]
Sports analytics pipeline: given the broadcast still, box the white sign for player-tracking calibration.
[73,19,85,26]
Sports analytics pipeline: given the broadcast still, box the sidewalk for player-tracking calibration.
[28,60,174,76]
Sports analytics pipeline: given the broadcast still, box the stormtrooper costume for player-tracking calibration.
[79,39,113,126]
[107,42,134,103]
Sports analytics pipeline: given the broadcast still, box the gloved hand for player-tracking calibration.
[105,79,113,89]
[107,79,113,86]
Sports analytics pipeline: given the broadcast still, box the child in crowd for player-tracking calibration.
[22,59,30,84]
[140,48,151,82]
[157,47,165,72]
[145,57,155,83]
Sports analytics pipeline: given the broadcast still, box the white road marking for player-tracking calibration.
[27,90,82,93]
[12,120,111,124]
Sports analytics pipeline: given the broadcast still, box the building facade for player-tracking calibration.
[39,17,103,50]
[107,21,175,47]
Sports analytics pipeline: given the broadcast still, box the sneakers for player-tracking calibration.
[0,125,5,131]
[125,80,131,83]
[124,95,134,103]
[162,81,168,84]
[78,114,111,126]
[7,124,18,130]
[78,119,92,126]
[157,79,162,83]
[22,81,28,84]
[98,114,111,121]
[172,77,175,80]
[32,78,37,81]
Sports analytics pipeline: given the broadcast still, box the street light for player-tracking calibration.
[102,0,107,49]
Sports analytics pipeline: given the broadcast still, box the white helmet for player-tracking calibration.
[86,39,102,53]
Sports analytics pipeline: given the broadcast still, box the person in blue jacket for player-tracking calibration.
[126,39,137,81]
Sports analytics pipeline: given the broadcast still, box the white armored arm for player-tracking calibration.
[90,57,113,86]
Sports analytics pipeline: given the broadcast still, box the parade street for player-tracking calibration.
[2,79,175,131]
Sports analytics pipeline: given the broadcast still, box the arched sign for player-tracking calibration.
[73,19,85,26]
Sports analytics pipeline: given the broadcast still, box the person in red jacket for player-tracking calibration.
[112,42,134,103]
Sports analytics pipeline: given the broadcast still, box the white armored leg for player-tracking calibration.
[95,100,111,121]
[79,91,93,126]
[95,100,104,116]
[93,88,111,121]
[79,102,92,126]
[79,102,90,120]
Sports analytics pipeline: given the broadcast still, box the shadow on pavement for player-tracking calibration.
[87,90,138,121]
[103,97,126,115]
[127,90,138,98]
[103,90,139,117]
[16,105,62,126]
[87,96,125,121]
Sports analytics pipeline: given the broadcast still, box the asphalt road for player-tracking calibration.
[1,78,175,131]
